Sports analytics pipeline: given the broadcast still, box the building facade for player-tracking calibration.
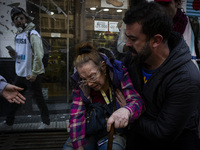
[0,0,199,131]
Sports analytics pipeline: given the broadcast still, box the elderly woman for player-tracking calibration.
[63,42,145,150]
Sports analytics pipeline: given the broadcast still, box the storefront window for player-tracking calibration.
[0,0,129,131]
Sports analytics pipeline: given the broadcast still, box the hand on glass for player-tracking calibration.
[115,89,126,107]
[2,84,26,104]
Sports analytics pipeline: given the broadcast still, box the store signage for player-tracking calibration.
[51,33,61,37]
[109,22,119,32]
[94,21,120,32]
[94,21,108,31]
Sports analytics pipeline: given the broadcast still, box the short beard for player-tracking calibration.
[134,41,152,63]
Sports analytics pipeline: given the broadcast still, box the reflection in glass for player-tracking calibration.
[0,0,128,132]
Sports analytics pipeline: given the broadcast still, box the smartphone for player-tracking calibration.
[97,136,109,146]
[6,46,15,51]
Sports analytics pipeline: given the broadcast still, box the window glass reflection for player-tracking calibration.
[0,0,128,131]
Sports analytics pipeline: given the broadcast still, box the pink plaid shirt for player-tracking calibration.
[69,68,145,149]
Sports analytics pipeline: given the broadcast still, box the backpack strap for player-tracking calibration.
[26,30,34,54]
[27,30,31,43]
[27,29,41,43]
[27,30,40,53]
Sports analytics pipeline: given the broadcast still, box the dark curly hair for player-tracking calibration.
[123,1,173,42]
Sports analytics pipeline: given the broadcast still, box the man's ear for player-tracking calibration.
[151,34,163,48]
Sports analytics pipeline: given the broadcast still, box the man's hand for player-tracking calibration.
[8,49,16,58]
[2,84,26,104]
[107,108,130,132]
[26,75,36,82]
[116,89,127,107]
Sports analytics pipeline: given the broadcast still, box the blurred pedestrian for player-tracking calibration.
[4,7,50,128]
[155,0,200,69]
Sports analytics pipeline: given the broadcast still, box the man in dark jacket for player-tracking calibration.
[116,1,200,150]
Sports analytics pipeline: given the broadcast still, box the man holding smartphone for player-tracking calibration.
[4,7,50,129]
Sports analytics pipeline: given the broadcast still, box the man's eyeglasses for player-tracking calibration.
[14,16,25,21]
[78,70,101,85]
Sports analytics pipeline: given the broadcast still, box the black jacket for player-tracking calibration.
[124,32,200,150]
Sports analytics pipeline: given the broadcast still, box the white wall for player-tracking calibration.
[0,0,26,57]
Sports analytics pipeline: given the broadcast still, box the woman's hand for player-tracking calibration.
[115,89,126,107]
[107,108,130,132]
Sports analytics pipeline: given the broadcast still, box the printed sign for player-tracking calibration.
[109,22,119,32]
[94,20,108,31]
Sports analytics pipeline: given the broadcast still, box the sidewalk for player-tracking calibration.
[0,130,69,150]
[0,113,70,133]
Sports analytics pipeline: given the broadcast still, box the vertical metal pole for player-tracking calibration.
[67,0,70,103]
[80,0,86,41]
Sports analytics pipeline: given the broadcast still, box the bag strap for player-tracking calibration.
[26,30,35,54]
[27,30,33,43]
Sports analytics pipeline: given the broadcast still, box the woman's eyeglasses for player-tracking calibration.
[78,70,101,85]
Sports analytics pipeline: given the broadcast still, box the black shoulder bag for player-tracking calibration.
[85,85,115,139]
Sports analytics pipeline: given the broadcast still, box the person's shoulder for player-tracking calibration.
[30,30,40,36]
[173,61,200,83]
[186,62,200,82]
[29,30,42,41]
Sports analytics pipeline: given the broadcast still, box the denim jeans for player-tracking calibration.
[62,134,126,150]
